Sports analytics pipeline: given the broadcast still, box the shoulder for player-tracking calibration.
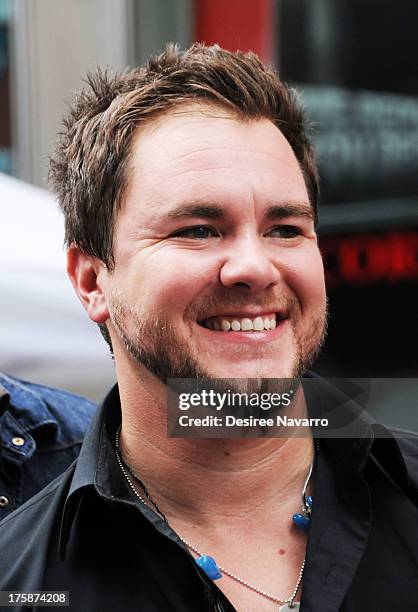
[388,426,418,459]
[373,427,418,501]
[0,373,96,441]
[0,372,96,414]
[390,427,418,482]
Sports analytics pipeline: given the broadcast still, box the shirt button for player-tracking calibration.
[0,495,9,507]
[12,437,25,447]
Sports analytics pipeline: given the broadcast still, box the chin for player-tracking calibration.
[202,359,296,381]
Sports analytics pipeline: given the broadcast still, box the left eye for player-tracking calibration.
[267,225,302,238]
[170,226,219,239]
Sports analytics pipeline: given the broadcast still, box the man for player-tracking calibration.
[0,44,417,611]
[0,373,95,519]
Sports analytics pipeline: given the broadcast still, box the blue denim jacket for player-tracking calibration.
[0,373,96,519]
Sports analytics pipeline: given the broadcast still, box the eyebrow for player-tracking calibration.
[165,201,314,222]
[265,203,314,221]
[166,203,224,220]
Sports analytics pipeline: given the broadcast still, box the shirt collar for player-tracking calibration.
[62,384,120,496]
[304,374,376,471]
[59,384,132,558]
[59,377,410,558]
[304,373,410,493]
[60,383,190,559]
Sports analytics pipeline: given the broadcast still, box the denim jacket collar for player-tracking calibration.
[0,375,60,432]
[0,375,60,463]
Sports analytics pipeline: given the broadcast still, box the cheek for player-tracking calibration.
[286,247,326,311]
[124,249,218,311]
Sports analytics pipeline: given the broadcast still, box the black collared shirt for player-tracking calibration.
[0,382,418,611]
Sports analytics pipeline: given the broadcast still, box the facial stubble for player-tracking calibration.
[108,291,328,395]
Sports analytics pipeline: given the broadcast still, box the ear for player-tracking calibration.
[67,245,110,324]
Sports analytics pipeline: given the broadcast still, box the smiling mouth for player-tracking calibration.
[197,312,287,332]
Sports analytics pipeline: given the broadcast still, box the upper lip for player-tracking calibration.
[199,309,287,321]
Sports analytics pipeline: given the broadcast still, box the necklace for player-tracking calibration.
[115,428,318,609]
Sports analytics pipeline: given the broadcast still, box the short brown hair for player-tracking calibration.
[49,43,319,269]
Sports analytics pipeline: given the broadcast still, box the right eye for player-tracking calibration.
[169,226,220,239]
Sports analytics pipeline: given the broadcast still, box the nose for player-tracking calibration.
[219,234,281,293]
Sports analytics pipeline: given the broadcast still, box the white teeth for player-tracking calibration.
[204,313,278,332]
[241,318,253,331]
[253,316,264,331]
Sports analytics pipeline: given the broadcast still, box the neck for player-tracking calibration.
[115,359,314,526]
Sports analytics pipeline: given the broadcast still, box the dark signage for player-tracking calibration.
[321,231,418,287]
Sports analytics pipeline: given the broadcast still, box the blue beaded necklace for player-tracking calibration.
[115,429,318,609]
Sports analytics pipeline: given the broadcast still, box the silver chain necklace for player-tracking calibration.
[115,428,317,610]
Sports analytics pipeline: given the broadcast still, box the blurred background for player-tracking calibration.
[0,0,417,420]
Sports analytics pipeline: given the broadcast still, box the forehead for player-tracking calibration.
[122,104,309,216]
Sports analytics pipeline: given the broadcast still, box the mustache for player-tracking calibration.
[186,292,300,320]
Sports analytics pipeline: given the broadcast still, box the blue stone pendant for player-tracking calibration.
[292,496,313,532]
[292,513,310,532]
[195,555,222,580]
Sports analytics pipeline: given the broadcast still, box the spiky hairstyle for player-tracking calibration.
[49,43,319,269]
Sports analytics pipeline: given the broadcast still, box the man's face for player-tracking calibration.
[103,105,327,383]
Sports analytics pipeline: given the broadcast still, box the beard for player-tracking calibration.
[108,289,328,394]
